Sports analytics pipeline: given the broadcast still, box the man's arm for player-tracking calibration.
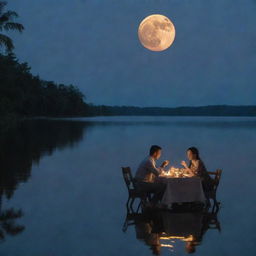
[145,159,164,176]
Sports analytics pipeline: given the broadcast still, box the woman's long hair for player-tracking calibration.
[187,147,200,160]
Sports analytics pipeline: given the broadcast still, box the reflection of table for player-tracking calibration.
[159,177,205,206]
[160,211,203,237]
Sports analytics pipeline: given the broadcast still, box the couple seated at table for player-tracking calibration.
[134,145,213,206]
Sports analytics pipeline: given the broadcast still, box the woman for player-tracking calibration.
[181,147,214,194]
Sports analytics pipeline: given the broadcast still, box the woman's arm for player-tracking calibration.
[181,160,197,177]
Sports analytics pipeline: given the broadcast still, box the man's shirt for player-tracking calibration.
[135,156,163,182]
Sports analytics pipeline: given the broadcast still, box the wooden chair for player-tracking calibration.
[207,210,221,232]
[122,167,148,212]
[207,169,222,208]
[122,212,137,233]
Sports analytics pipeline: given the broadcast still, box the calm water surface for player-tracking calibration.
[0,116,256,255]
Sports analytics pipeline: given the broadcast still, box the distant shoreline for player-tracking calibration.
[1,106,256,133]
[87,105,256,117]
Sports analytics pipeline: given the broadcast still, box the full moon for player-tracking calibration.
[138,14,176,52]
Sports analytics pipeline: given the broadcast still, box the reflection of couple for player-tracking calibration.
[126,208,221,255]
[134,145,213,206]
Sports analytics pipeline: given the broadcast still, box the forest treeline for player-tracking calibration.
[89,105,256,117]
[1,53,256,120]
[0,53,89,126]
[0,1,89,125]
[1,53,256,126]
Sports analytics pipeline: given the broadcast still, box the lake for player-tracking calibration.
[0,116,255,256]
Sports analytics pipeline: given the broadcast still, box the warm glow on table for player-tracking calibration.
[160,167,190,178]
[160,235,194,242]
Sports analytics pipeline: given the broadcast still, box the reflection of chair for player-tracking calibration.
[122,210,162,255]
[122,206,221,255]
[207,169,222,207]
[122,167,148,212]
[206,210,221,232]
[122,212,139,233]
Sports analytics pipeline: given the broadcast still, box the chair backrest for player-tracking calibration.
[122,167,134,191]
[208,169,222,191]
[214,169,222,188]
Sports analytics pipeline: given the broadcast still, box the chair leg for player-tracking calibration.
[211,191,220,212]
[215,201,220,211]
[126,197,131,212]
[122,218,128,233]
[213,194,218,208]
[205,197,211,209]
[130,198,135,212]
[136,201,141,213]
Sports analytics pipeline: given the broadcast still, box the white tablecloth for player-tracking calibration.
[160,177,205,206]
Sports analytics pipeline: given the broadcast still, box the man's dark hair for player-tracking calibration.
[150,145,162,156]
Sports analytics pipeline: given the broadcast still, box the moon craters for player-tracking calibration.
[138,14,175,52]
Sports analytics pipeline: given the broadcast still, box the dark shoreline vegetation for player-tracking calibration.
[1,53,256,132]
[0,53,88,130]
[89,105,256,117]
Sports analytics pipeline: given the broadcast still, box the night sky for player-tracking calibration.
[8,0,256,107]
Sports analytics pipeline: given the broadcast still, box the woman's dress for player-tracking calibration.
[189,160,214,194]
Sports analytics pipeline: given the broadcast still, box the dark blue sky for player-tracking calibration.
[9,0,256,107]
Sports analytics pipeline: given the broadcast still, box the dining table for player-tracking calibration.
[157,175,206,207]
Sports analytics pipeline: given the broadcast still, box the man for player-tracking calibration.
[135,145,169,205]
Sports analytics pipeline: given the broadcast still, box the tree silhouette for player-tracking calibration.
[0,119,88,242]
[0,53,89,130]
[0,1,24,52]
[0,206,24,241]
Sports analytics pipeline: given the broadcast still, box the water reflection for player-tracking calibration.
[0,208,24,241]
[123,206,221,255]
[0,120,87,242]
[0,117,255,255]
